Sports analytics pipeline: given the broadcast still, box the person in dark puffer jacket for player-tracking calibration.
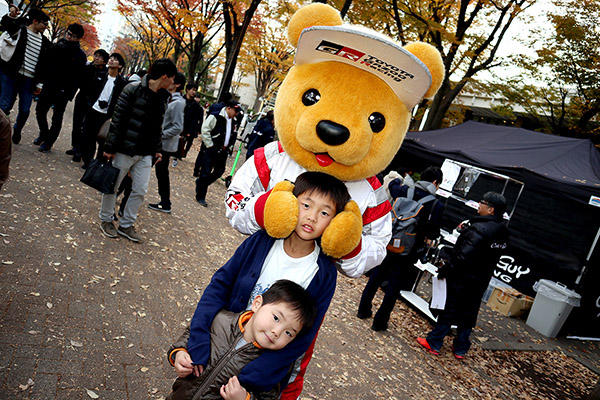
[98,58,176,243]
[417,191,509,359]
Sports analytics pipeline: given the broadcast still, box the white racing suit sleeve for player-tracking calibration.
[224,154,265,235]
[336,212,392,278]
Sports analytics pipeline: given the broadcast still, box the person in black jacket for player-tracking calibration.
[194,99,241,207]
[176,84,203,160]
[98,58,176,243]
[80,52,127,168]
[417,191,509,359]
[67,48,109,161]
[0,8,51,145]
[35,23,87,152]
[245,108,275,160]
[357,166,445,331]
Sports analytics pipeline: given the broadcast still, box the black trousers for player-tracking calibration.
[178,134,195,159]
[71,94,88,153]
[195,146,228,201]
[155,151,175,207]
[36,89,69,148]
[358,252,419,327]
[81,109,109,166]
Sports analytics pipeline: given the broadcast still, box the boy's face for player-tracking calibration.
[247,296,303,351]
[294,191,336,242]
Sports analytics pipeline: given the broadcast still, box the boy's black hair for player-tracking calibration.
[136,69,147,78]
[174,72,186,90]
[94,49,109,63]
[67,23,85,39]
[225,100,241,111]
[185,83,197,92]
[482,191,507,219]
[147,58,177,80]
[261,279,317,335]
[292,171,350,215]
[109,52,125,70]
[27,8,49,24]
[420,166,443,185]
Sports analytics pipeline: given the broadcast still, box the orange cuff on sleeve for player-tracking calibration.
[169,347,188,366]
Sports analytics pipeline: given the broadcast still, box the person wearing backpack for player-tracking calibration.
[194,99,241,207]
[357,166,444,331]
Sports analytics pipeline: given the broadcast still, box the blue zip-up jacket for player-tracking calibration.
[187,230,337,393]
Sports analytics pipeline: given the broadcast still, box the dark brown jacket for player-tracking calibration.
[166,310,279,400]
[0,110,11,190]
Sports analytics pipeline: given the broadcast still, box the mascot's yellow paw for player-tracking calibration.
[321,200,362,258]
[264,181,298,238]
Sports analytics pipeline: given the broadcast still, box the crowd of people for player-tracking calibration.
[0,6,512,400]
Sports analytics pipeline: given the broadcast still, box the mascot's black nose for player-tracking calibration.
[316,120,350,146]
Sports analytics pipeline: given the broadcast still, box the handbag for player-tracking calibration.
[0,30,20,62]
[80,159,120,194]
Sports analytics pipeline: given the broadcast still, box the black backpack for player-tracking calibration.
[387,187,437,255]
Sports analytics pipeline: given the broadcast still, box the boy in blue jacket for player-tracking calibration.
[173,171,350,397]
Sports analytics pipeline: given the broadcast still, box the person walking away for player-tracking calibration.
[192,92,233,177]
[98,58,175,242]
[175,83,203,161]
[80,52,127,169]
[148,72,186,213]
[357,166,445,331]
[417,191,508,358]
[35,23,87,152]
[245,108,275,160]
[194,100,240,207]
[67,48,109,161]
[0,8,50,145]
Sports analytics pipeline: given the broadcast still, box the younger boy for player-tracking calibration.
[182,171,351,395]
[166,280,316,400]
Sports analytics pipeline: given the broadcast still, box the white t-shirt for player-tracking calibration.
[92,75,116,114]
[246,239,320,309]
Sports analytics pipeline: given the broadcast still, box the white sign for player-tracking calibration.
[589,195,600,208]
[440,159,462,192]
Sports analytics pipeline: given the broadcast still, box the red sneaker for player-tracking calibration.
[416,337,439,355]
[454,353,465,360]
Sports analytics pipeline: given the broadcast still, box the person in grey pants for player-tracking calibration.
[148,72,186,213]
[98,59,176,243]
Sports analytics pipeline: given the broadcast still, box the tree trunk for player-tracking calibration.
[217,0,262,102]
[340,0,353,18]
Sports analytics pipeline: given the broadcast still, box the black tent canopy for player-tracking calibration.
[391,121,600,335]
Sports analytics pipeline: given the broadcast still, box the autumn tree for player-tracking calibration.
[217,0,263,101]
[116,0,224,85]
[238,11,294,112]
[14,0,89,13]
[113,35,147,74]
[491,0,599,139]
[329,0,538,130]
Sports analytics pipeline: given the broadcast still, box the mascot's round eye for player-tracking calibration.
[302,89,321,106]
[368,112,385,133]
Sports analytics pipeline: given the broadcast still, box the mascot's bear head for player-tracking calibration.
[274,3,444,181]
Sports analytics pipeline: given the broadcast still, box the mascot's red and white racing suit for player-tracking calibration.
[225,141,392,399]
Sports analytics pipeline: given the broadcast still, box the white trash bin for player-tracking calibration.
[526,280,581,337]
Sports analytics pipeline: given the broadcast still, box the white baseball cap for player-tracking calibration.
[295,25,432,109]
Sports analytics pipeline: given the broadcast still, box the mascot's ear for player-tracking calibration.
[403,42,445,99]
[288,3,343,47]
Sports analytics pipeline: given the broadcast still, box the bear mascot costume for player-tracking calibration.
[224,3,444,398]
